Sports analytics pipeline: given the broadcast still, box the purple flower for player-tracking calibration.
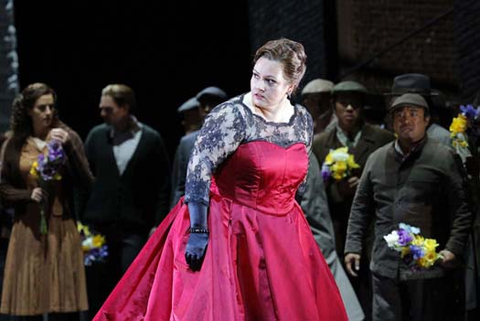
[397,229,413,246]
[321,165,331,181]
[409,245,424,260]
[48,140,61,151]
[35,139,66,182]
[84,245,109,266]
[460,104,480,121]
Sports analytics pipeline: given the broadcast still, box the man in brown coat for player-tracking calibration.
[313,81,394,257]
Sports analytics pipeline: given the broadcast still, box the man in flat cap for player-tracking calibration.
[389,73,451,146]
[313,80,394,318]
[300,78,365,321]
[177,96,202,135]
[345,93,472,321]
[196,86,228,122]
[392,74,480,318]
[301,78,336,137]
[170,87,228,207]
[171,97,201,206]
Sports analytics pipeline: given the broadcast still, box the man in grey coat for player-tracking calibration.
[301,153,364,321]
[345,93,472,321]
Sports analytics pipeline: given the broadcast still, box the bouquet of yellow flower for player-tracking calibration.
[321,147,360,181]
[77,222,108,266]
[384,223,443,269]
[449,104,480,162]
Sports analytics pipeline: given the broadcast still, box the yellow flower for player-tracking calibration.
[92,235,106,248]
[417,257,427,268]
[424,238,439,252]
[332,171,344,180]
[411,235,424,246]
[325,152,333,165]
[30,161,39,178]
[400,246,410,258]
[347,155,360,169]
[323,147,360,181]
[77,222,91,236]
[332,162,347,180]
[332,161,347,172]
[449,114,468,135]
[418,250,438,268]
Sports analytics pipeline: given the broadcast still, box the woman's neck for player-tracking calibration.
[244,92,292,123]
[32,126,49,141]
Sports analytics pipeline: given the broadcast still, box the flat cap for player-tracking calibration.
[301,79,334,95]
[332,81,367,94]
[177,97,200,113]
[196,86,228,101]
[390,93,429,113]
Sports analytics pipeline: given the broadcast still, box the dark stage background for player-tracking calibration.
[13,0,252,157]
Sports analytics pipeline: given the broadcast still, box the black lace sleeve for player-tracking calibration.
[184,102,246,206]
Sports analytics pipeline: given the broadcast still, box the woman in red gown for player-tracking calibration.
[94,38,348,321]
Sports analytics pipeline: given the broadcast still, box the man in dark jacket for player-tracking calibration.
[313,80,394,257]
[345,93,473,321]
[81,84,171,318]
[313,80,394,320]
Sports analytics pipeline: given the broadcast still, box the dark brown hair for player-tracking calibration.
[10,83,59,147]
[253,38,307,93]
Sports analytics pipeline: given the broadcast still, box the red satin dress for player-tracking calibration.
[93,140,347,321]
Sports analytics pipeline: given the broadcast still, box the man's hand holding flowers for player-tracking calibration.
[384,223,445,270]
[322,147,361,198]
[439,249,456,269]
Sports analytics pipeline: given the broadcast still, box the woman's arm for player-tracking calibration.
[184,101,246,271]
[0,139,32,204]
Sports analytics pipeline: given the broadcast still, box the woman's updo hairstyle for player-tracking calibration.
[253,38,307,94]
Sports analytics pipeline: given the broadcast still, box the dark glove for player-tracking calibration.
[185,201,209,271]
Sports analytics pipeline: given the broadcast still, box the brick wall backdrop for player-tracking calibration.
[336,0,458,98]
[248,0,331,93]
[454,0,480,103]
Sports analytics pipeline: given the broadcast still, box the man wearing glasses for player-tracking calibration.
[80,84,171,319]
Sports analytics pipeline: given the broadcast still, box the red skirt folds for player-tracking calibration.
[94,193,348,321]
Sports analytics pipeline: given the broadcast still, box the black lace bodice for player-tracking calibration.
[184,94,313,206]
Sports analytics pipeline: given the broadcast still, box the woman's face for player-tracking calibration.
[250,57,293,109]
[28,94,55,131]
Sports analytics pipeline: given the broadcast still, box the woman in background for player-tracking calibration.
[0,83,92,321]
